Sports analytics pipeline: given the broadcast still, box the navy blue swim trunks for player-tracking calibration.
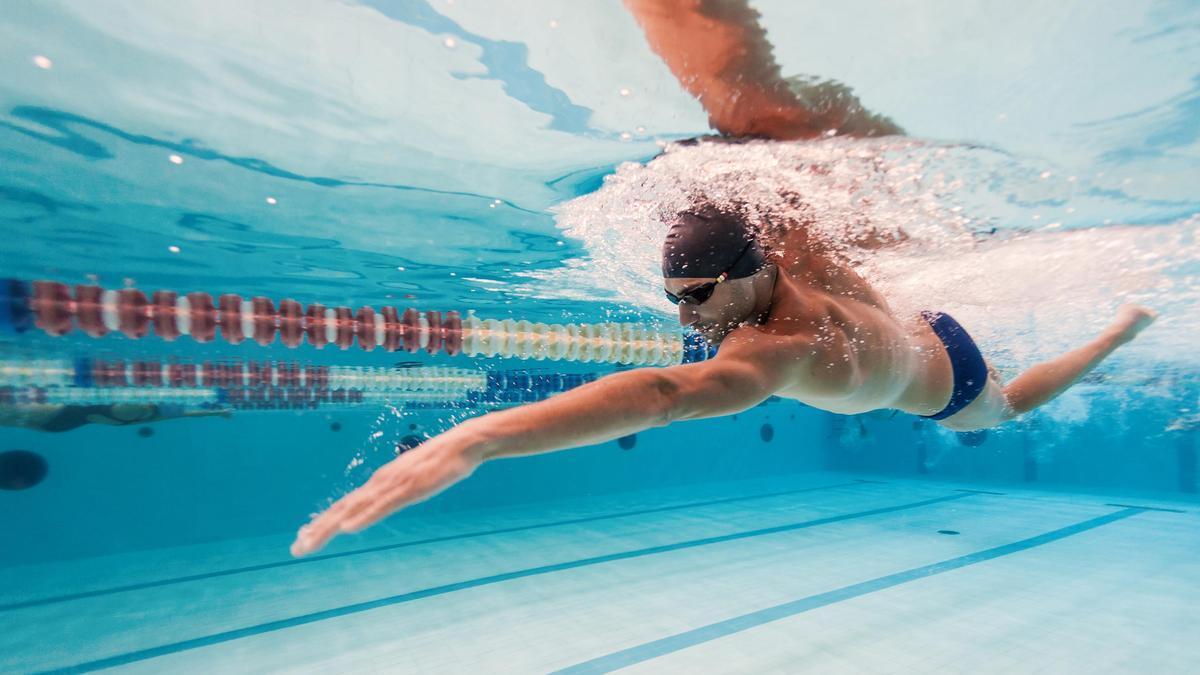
[920,311,989,421]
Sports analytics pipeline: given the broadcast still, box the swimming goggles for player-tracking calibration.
[663,240,753,306]
[664,271,729,306]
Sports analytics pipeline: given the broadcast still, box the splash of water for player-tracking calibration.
[543,137,1199,372]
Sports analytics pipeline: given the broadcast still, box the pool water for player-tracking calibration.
[1,1,1198,672]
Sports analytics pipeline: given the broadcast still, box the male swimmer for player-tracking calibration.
[290,0,1156,556]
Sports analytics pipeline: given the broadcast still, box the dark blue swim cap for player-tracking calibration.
[661,204,766,279]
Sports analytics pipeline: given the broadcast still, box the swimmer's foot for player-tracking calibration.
[1107,304,1158,346]
[1001,304,1157,418]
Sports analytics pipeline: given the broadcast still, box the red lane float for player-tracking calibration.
[75,285,107,337]
[23,280,465,355]
[12,279,689,367]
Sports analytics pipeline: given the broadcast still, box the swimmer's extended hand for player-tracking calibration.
[290,433,482,557]
[292,350,801,557]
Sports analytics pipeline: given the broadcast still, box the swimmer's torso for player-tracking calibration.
[728,232,956,416]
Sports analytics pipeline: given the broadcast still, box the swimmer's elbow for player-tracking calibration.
[645,370,686,427]
[661,361,773,422]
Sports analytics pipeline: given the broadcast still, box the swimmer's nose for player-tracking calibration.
[677,303,699,327]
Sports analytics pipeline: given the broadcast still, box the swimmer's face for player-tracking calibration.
[664,275,759,344]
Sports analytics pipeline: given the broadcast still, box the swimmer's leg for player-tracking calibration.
[940,305,1157,431]
[1001,305,1158,416]
[81,403,231,428]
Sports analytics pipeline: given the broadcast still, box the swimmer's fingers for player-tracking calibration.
[340,446,477,533]
[340,446,460,530]
[291,441,479,557]
[291,483,381,557]
[290,496,353,557]
[333,453,430,533]
[338,483,414,534]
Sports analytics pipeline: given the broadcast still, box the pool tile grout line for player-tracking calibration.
[2,480,871,612]
[37,493,973,674]
[1104,502,1186,513]
[553,507,1146,675]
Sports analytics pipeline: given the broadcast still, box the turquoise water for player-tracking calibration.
[1,1,1198,672]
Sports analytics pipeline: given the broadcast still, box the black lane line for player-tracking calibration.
[3,480,872,612]
[555,507,1145,674]
[955,489,1006,495]
[1104,503,1186,513]
[39,493,971,674]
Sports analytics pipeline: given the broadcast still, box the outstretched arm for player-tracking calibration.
[291,334,803,556]
[625,0,902,138]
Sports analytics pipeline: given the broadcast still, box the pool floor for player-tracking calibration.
[2,472,1197,673]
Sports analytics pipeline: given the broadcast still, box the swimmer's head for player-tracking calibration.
[662,203,775,344]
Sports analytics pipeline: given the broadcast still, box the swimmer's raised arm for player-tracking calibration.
[625,0,903,138]
[290,333,812,557]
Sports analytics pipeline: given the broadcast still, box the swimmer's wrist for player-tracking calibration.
[454,417,497,463]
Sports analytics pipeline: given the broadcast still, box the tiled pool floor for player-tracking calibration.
[2,473,1196,673]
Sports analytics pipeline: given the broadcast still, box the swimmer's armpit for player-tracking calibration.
[625,0,902,139]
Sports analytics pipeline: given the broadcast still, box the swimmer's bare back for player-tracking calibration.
[624,0,904,139]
